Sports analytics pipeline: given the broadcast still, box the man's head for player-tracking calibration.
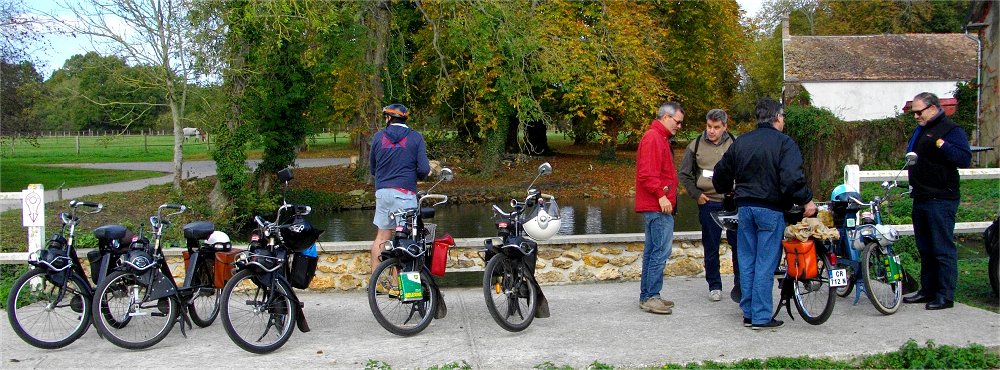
[755,97,784,131]
[656,102,684,135]
[382,103,410,124]
[910,92,941,126]
[704,109,729,143]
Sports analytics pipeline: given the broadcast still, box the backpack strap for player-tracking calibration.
[691,133,702,174]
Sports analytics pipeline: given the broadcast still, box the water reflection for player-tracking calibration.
[312,196,703,242]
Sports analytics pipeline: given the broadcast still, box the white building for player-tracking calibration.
[782,29,977,121]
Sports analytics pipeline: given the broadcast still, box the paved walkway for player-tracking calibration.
[0,158,348,212]
[3,278,998,369]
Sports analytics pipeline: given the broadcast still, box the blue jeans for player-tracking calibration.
[640,212,675,302]
[912,199,959,301]
[698,201,738,291]
[736,206,784,325]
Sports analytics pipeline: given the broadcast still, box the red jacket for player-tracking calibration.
[634,120,678,213]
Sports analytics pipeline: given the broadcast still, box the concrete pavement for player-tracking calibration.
[3,278,998,369]
[0,158,348,212]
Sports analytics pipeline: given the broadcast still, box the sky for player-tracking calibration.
[27,0,768,79]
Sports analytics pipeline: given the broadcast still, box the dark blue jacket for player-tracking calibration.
[712,124,812,212]
[370,123,430,192]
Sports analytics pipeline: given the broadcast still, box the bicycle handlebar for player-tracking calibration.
[540,193,555,200]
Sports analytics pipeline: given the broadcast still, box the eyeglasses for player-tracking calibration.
[667,115,683,125]
[911,105,932,116]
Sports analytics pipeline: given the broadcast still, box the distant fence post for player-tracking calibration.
[144,130,148,153]
[76,135,81,155]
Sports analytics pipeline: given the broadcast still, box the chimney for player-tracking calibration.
[781,13,790,41]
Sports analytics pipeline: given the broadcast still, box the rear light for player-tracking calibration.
[498,222,508,229]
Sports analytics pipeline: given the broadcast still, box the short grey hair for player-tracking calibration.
[657,102,684,120]
[914,92,941,109]
[706,109,728,124]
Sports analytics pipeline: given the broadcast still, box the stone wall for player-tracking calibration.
[79,232,734,291]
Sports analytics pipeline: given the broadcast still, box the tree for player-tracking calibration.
[656,0,745,129]
[0,60,44,136]
[52,0,200,193]
[36,52,167,131]
[1,0,47,64]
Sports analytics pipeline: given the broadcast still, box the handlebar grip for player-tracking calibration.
[254,215,267,228]
[540,193,555,200]
[71,200,102,208]
[160,204,186,211]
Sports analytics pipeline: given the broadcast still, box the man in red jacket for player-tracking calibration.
[634,102,683,314]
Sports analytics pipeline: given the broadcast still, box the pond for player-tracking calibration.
[311,196,703,242]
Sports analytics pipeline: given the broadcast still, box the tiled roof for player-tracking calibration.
[784,34,977,81]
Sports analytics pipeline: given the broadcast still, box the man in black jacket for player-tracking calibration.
[901,92,971,310]
[712,97,816,330]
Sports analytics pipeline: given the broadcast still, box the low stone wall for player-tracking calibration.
[78,232,733,291]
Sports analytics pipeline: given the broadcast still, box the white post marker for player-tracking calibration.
[22,184,45,257]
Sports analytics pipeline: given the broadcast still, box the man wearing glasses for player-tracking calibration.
[901,92,972,310]
[634,102,683,314]
[712,97,815,330]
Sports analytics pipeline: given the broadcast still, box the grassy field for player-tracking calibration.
[0,133,353,192]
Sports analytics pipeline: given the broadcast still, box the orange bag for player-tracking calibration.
[214,249,242,288]
[782,239,818,280]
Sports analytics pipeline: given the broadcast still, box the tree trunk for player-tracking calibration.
[524,120,551,155]
[169,98,184,193]
[505,114,519,153]
[355,1,391,183]
[571,114,595,146]
[598,114,621,161]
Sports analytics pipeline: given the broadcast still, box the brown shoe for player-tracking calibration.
[640,299,672,314]
[654,297,675,308]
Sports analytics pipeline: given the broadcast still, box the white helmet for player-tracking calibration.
[205,231,232,250]
[523,199,561,241]
[874,224,898,247]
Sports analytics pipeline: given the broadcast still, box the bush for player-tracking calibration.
[860,340,1000,369]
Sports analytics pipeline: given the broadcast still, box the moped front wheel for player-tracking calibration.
[483,254,537,332]
[861,242,902,315]
[7,269,91,349]
[221,269,296,354]
[92,270,177,349]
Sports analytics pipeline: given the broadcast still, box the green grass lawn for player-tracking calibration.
[0,133,350,192]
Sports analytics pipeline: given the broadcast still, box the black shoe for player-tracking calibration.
[742,317,751,327]
[751,319,784,330]
[926,299,954,310]
[903,292,934,304]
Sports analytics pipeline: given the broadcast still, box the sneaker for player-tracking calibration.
[639,298,672,314]
[709,290,722,302]
[743,317,751,327]
[651,296,675,308]
[751,319,784,330]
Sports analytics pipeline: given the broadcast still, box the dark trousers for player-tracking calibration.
[698,201,739,291]
[911,199,959,301]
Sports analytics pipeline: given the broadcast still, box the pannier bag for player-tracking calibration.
[782,239,818,280]
[214,249,243,288]
[289,244,318,289]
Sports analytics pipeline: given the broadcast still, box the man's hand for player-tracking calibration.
[697,193,710,205]
[803,200,817,218]
[658,196,673,214]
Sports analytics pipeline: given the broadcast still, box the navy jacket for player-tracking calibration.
[370,123,430,192]
[712,124,812,212]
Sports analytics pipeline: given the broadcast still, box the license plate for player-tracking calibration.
[829,268,848,287]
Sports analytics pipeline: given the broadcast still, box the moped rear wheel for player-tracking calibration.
[861,242,902,315]
[368,258,437,336]
[7,269,91,349]
[187,259,220,328]
[791,252,836,325]
[221,269,295,354]
[483,254,537,332]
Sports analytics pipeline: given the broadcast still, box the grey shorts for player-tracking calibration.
[373,188,418,229]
